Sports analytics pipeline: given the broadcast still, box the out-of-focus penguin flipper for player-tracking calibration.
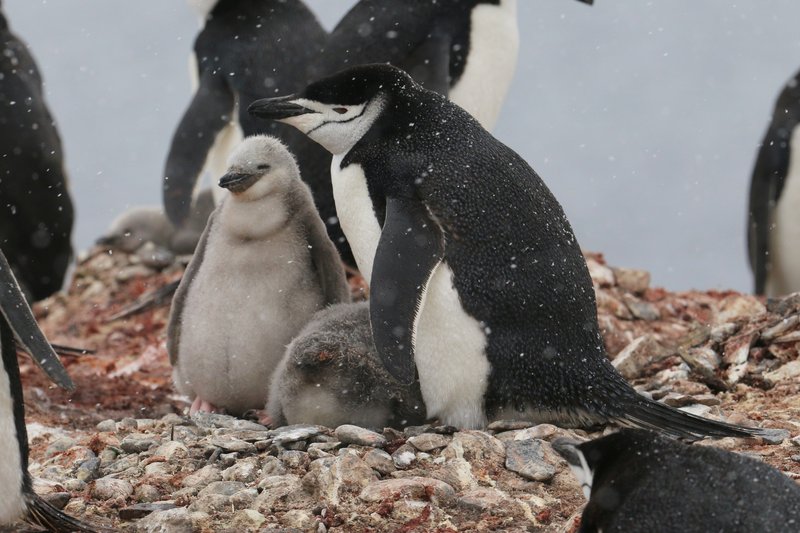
[167,210,216,366]
[370,197,444,385]
[0,251,73,391]
[163,71,234,226]
[26,492,106,533]
[748,125,789,294]
[401,29,451,96]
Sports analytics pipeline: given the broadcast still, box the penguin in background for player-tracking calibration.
[163,0,337,259]
[321,0,592,132]
[0,3,73,302]
[748,67,800,296]
[168,135,349,418]
[267,302,426,429]
[553,429,800,533]
[0,251,100,532]
[250,64,768,440]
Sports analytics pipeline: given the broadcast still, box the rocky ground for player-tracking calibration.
[7,248,800,532]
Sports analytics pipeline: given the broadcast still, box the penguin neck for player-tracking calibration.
[0,317,30,521]
[218,190,293,241]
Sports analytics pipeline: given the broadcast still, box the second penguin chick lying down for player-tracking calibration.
[168,135,350,417]
[268,302,426,429]
[98,188,215,256]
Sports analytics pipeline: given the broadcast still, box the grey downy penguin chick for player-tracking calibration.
[267,302,426,429]
[167,135,349,417]
[98,188,215,256]
[748,66,800,296]
[553,429,800,533]
[250,64,768,440]
[0,250,101,532]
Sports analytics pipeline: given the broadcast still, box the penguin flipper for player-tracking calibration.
[748,123,789,294]
[0,251,73,391]
[301,199,350,306]
[167,210,216,366]
[25,492,106,533]
[163,70,234,226]
[370,197,444,385]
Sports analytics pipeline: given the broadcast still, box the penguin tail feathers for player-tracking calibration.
[26,493,108,533]
[619,395,768,441]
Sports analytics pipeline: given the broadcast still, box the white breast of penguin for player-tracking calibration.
[448,0,519,131]
[768,124,800,296]
[177,198,325,413]
[0,363,25,523]
[331,156,491,429]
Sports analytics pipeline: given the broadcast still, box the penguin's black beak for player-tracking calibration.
[575,0,593,4]
[0,252,75,391]
[248,95,314,120]
[218,171,258,193]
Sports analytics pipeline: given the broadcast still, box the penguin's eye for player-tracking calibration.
[257,164,270,171]
[332,107,348,114]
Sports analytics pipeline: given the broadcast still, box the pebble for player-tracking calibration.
[154,441,188,461]
[391,444,417,468]
[230,509,267,530]
[458,487,510,511]
[487,420,535,431]
[92,477,134,501]
[135,507,209,533]
[432,458,477,492]
[611,335,667,380]
[442,431,505,465]
[758,428,791,445]
[765,360,800,383]
[406,433,451,452]
[45,437,77,458]
[222,457,260,483]
[363,448,396,475]
[96,419,117,432]
[206,436,256,454]
[612,267,650,293]
[76,456,101,482]
[120,434,158,454]
[279,450,309,469]
[359,477,456,505]
[181,465,222,488]
[119,502,177,520]
[334,425,387,448]
[133,484,161,503]
[504,439,556,482]
[271,424,324,445]
[192,412,267,432]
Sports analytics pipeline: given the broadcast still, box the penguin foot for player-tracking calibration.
[243,409,274,427]
[346,269,369,300]
[189,397,221,415]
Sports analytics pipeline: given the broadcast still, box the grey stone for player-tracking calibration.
[181,465,222,488]
[230,509,267,530]
[431,458,477,492]
[188,493,230,514]
[391,444,417,469]
[458,487,511,511]
[205,436,256,454]
[406,433,451,452]
[758,428,791,445]
[359,477,455,505]
[403,425,434,437]
[504,439,556,482]
[283,509,316,530]
[441,431,506,465]
[362,448,396,475]
[222,457,260,483]
[153,441,188,461]
[260,456,287,477]
[120,434,158,454]
[103,454,139,475]
[270,424,324,445]
[302,454,377,505]
[133,484,161,503]
[135,507,209,533]
[279,450,309,469]
[92,477,134,501]
[612,335,667,380]
[96,419,117,432]
[486,420,534,432]
[255,475,307,511]
[230,488,258,510]
[45,437,77,458]
[119,502,177,520]
[191,412,267,432]
[75,456,101,482]
[197,481,246,498]
[334,425,387,448]
[612,267,650,293]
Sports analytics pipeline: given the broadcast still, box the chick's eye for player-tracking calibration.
[332,107,348,114]
[257,164,270,170]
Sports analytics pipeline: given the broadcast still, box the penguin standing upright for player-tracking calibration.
[553,429,800,532]
[250,64,767,439]
[168,136,349,417]
[748,67,800,296]
[0,251,98,532]
[162,0,335,256]
[0,6,73,301]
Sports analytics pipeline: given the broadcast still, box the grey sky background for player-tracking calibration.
[5,1,800,292]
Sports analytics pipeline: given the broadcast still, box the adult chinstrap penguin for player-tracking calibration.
[267,302,426,429]
[249,64,768,440]
[748,67,800,296]
[167,135,349,418]
[161,0,342,261]
[0,7,73,301]
[553,429,800,532]
[0,251,101,532]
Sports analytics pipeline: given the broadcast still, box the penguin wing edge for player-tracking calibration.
[163,70,234,226]
[0,250,73,390]
[748,124,789,294]
[302,203,350,306]
[369,197,444,385]
[166,209,216,366]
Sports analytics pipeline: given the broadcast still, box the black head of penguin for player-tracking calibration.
[553,429,800,533]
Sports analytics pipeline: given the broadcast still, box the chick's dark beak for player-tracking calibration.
[218,172,258,193]
[248,95,314,120]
